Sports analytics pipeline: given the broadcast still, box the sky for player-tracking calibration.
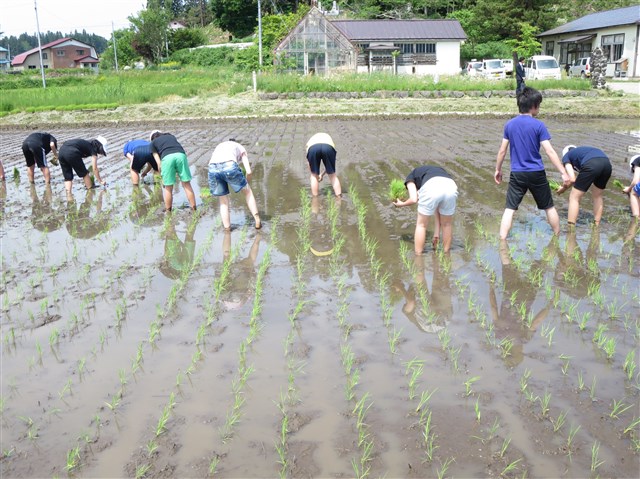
[1,0,146,39]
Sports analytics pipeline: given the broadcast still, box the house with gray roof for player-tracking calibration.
[274,7,466,76]
[538,4,640,78]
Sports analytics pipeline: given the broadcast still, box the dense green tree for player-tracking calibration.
[505,21,542,58]
[100,29,138,69]
[129,7,171,63]
[170,28,207,51]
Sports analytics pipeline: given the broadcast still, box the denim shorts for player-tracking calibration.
[208,161,247,196]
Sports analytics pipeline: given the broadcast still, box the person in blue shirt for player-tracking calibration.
[623,154,640,219]
[123,139,159,185]
[556,145,612,226]
[494,87,570,239]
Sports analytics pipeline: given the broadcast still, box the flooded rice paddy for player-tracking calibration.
[0,118,638,478]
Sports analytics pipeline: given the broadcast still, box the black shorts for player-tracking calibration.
[58,150,89,182]
[307,143,337,175]
[573,157,611,192]
[505,170,554,210]
[131,155,158,173]
[22,141,47,168]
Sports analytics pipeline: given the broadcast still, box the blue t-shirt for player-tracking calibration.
[123,139,149,157]
[503,115,551,172]
[562,146,608,171]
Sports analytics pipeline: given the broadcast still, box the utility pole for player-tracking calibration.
[34,0,46,88]
[258,0,263,68]
[112,22,119,71]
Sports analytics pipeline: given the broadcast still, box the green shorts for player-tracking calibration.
[161,152,192,186]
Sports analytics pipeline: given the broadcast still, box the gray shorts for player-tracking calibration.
[417,177,458,216]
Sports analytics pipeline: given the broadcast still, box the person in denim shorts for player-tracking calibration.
[623,154,640,219]
[557,145,612,226]
[150,131,197,212]
[208,139,261,230]
[393,165,458,254]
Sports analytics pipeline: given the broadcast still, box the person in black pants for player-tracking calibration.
[515,57,526,95]
[22,132,58,183]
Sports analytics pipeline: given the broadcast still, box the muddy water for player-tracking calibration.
[0,118,638,478]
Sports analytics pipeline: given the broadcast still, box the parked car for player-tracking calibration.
[501,58,514,76]
[568,57,591,78]
[480,59,506,79]
[525,55,561,80]
[462,60,483,76]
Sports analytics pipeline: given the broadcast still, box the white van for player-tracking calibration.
[525,55,561,80]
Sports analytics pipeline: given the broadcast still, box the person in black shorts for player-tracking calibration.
[22,132,58,184]
[58,136,109,194]
[557,145,612,226]
[305,133,342,197]
[123,139,159,185]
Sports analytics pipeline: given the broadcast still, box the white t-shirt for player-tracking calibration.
[209,141,247,165]
[306,133,335,153]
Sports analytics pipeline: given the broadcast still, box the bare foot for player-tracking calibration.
[432,236,439,249]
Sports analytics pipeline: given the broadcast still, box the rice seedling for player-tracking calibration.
[65,445,81,472]
[404,358,425,400]
[208,455,220,476]
[590,440,605,473]
[578,311,591,331]
[104,393,121,412]
[501,458,522,476]
[499,337,513,359]
[422,410,438,463]
[577,371,585,392]
[388,178,407,201]
[464,376,481,397]
[388,327,402,354]
[623,350,637,381]
[500,436,511,457]
[416,388,438,414]
[474,397,481,422]
[612,179,625,189]
[590,376,597,401]
[436,457,455,479]
[602,336,617,360]
[623,416,640,436]
[539,391,551,418]
[610,399,632,419]
[551,410,568,433]
[549,179,561,191]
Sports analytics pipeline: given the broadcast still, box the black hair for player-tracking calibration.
[91,139,106,156]
[517,86,542,114]
[519,56,525,62]
[150,131,164,141]
[228,138,236,142]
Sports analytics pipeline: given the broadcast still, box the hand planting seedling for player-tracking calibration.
[548,179,561,192]
[612,179,624,190]
[388,178,407,201]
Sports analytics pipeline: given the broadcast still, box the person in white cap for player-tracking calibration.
[58,136,109,194]
[623,154,640,219]
[556,145,612,226]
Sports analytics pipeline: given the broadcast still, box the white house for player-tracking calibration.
[538,5,640,78]
[274,7,466,76]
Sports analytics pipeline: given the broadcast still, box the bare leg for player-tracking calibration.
[28,165,36,183]
[567,188,585,225]
[545,206,561,235]
[242,185,261,228]
[414,212,429,255]
[219,194,231,229]
[0,161,4,180]
[82,174,93,190]
[499,208,516,240]
[630,192,640,218]
[41,167,51,184]
[163,185,173,211]
[65,180,74,194]
[327,173,342,197]
[590,186,604,225]
[433,210,441,248]
[439,214,454,253]
[309,172,320,196]
[182,181,197,210]
[130,169,141,186]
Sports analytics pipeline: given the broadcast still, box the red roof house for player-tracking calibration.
[11,37,99,71]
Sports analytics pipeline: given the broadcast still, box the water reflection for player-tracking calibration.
[30,184,64,232]
[159,220,197,280]
[490,239,551,367]
[65,189,111,239]
[129,183,164,227]
[399,254,452,333]
[222,230,262,311]
[554,228,601,298]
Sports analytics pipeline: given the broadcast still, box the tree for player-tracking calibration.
[210,0,259,38]
[100,29,138,69]
[170,28,207,51]
[505,22,542,59]
[129,7,171,63]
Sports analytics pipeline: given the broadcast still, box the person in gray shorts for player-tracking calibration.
[208,139,261,230]
[393,165,458,254]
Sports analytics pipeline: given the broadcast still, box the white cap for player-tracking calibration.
[149,130,161,141]
[96,136,108,154]
[630,154,640,172]
[562,145,576,158]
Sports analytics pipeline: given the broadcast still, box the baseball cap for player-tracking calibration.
[96,136,109,154]
[562,145,576,158]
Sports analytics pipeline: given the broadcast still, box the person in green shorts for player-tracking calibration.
[150,130,197,212]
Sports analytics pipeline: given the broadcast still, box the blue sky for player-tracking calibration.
[2,0,144,38]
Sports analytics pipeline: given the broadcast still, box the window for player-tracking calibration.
[56,49,65,56]
[416,43,435,54]
[42,53,48,59]
[76,49,85,55]
[601,34,624,62]
[28,65,37,69]
[394,43,413,54]
[545,41,554,56]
